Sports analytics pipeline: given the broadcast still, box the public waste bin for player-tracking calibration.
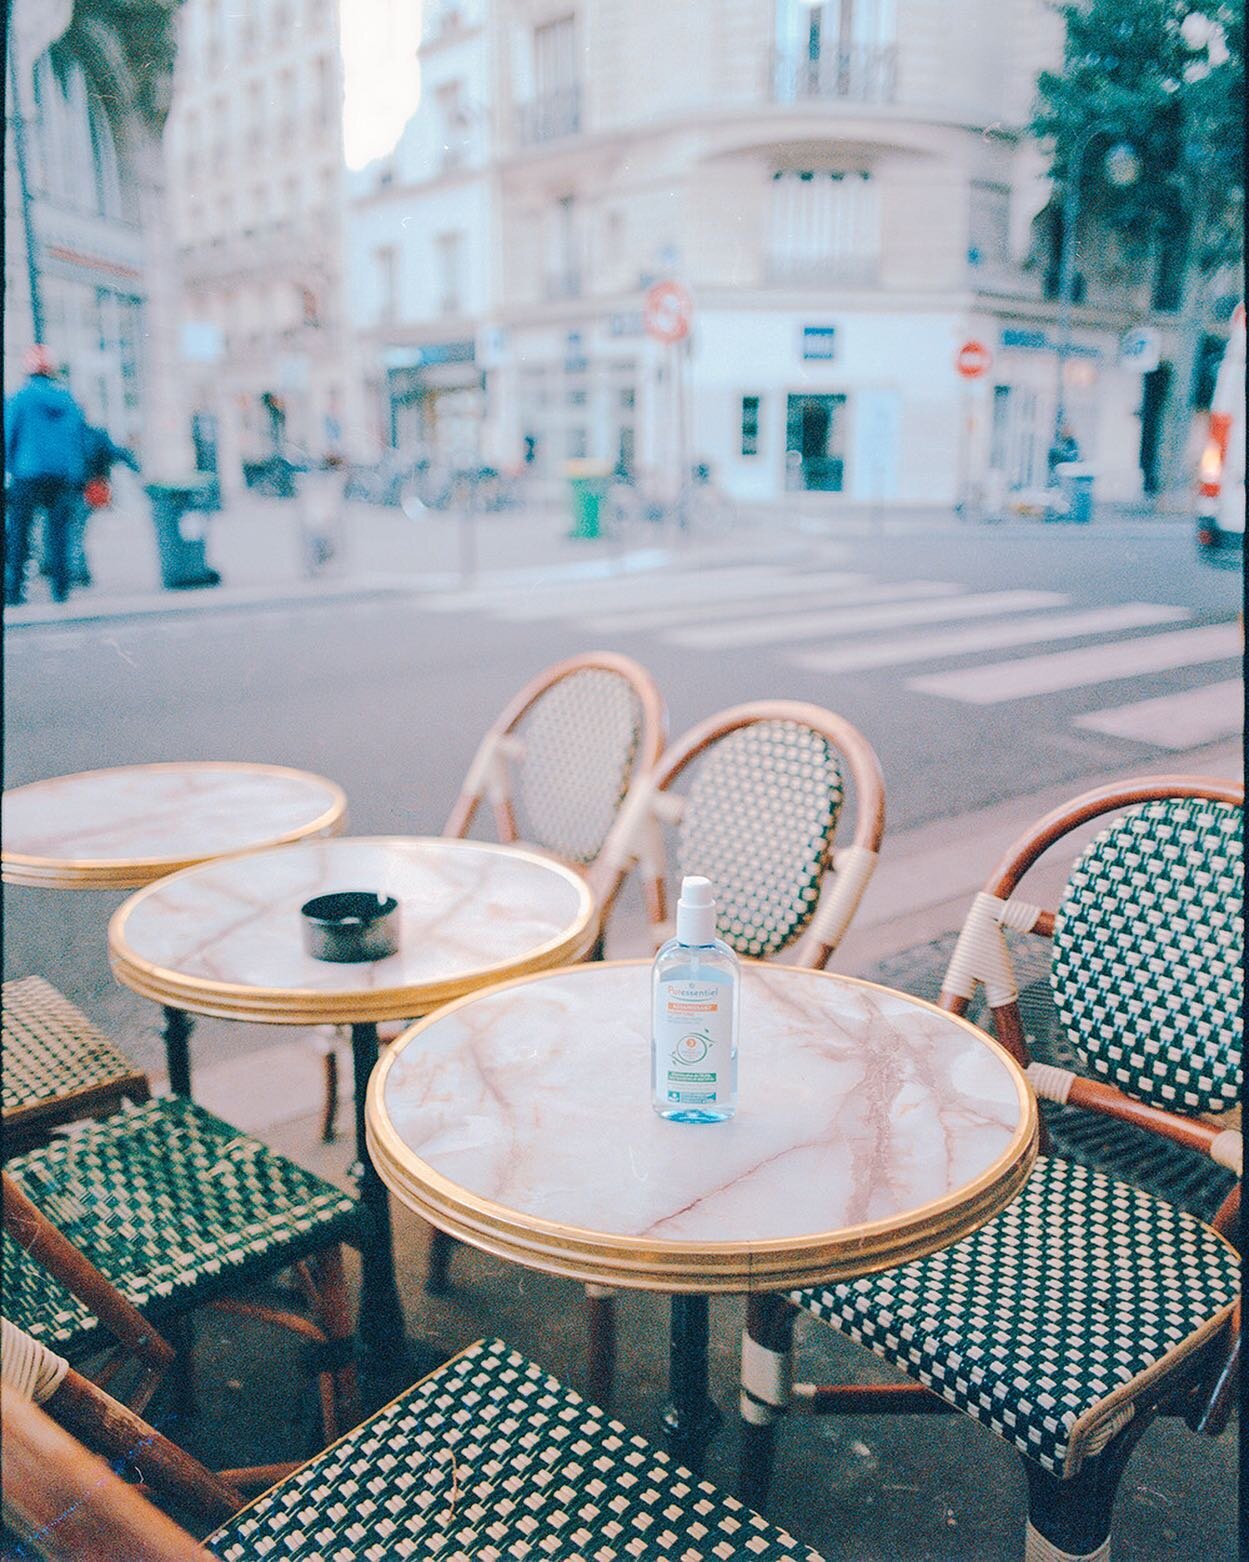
[146,479,221,589]
[566,460,612,539]
[1052,463,1096,524]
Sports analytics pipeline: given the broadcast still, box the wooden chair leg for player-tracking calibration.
[321,1047,339,1144]
[426,1228,456,1295]
[308,1245,361,1437]
[585,1286,617,1406]
[1022,1416,1151,1562]
[738,1294,798,1510]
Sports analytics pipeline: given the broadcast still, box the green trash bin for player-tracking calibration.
[146,479,222,589]
[566,460,612,539]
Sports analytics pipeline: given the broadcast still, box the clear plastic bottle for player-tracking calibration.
[651,875,740,1122]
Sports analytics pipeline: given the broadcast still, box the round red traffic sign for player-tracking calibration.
[956,340,992,379]
[644,280,693,344]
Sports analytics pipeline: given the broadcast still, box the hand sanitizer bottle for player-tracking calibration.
[652,875,740,1122]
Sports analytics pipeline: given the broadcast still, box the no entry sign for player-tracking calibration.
[956,340,992,379]
[644,280,693,344]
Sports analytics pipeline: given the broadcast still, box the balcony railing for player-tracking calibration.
[765,253,881,288]
[772,44,898,106]
[516,85,581,145]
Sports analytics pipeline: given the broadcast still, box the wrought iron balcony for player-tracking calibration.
[516,85,582,145]
[772,44,898,106]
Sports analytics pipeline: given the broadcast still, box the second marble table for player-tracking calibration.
[109,836,598,1372]
[3,760,348,1095]
[368,960,1038,1466]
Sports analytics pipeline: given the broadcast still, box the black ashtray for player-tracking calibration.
[301,891,400,963]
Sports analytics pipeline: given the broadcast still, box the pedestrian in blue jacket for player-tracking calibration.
[5,345,88,604]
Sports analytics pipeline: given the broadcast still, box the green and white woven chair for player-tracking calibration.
[3,1320,825,1561]
[581,700,886,1403]
[2,976,149,1149]
[738,778,1242,1562]
[2,1092,361,1463]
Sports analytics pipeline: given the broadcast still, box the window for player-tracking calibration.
[246,80,264,147]
[376,245,398,321]
[740,396,761,456]
[767,169,880,285]
[315,54,336,130]
[968,181,1010,269]
[436,80,470,169]
[278,67,297,137]
[773,0,897,102]
[546,195,580,297]
[435,231,464,315]
[520,15,580,142]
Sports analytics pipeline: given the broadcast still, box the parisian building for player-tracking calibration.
[163,0,348,493]
[347,0,1215,507]
[4,0,190,475]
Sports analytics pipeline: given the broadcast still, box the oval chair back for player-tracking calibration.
[938,774,1243,1425]
[443,651,667,908]
[600,700,885,968]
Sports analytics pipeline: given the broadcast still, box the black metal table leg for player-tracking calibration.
[163,1006,195,1097]
[661,1294,721,1474]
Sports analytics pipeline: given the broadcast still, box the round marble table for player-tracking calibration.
[367,960,1038,1464]
[110,836,598,1371]
[2,761,347,890]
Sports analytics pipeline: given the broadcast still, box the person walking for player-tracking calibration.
[48,423,141,589]
[5,346,88,605]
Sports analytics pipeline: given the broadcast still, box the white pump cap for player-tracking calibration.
[675,875,717,946]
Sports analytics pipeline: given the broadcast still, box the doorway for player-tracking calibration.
[1139,362,1172,496]
[786,393,847,490]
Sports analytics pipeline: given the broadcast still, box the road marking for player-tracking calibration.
[1074,679,1243,749]
[666,590,1068,651]
[426,563,781,615]
[493,564,841,622]
[909,622,1242,704]
[792,603,1192,674]
[583,577,958,634]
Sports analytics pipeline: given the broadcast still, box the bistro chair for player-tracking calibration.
[579,700,886,1401]
[1,1319,825,1562]
[2,1091,361,1474]
[738,778,1242,1562]
[317,650,667,1143]
[2,976,149,1151]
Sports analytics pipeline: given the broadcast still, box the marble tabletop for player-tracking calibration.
[368,961,1037,1293]
[2,762,347,889]
[109,837,598,1025]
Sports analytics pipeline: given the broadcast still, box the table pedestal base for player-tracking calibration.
[661,1295,721,1474]
[163,1006,194,1096]
[350,1023,412,1373]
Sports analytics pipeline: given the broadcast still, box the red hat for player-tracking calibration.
[24,345,55,376]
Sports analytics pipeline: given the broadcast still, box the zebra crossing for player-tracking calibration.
[427,558,1242,753]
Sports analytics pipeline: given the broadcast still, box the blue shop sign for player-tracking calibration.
[1000,328,1102,360]
[802,325,837,360]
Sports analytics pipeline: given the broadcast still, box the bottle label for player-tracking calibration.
[654,978,730,1105]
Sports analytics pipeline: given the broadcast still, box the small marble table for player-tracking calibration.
[109,836,598,1371]
[3,761,348,1095]
[367,960,1038,1467]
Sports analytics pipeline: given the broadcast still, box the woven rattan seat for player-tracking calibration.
[3,1094,358,1356]
[2,976,148,1138]
[207,1338,822,1561]
[791,1154,1239,1477]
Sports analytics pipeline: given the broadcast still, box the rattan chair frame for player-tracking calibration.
[738,775,1243,1560]
[318,653,667,1146]
[598,698,886,969]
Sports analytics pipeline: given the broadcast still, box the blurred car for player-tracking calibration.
[1196,304,1245,565]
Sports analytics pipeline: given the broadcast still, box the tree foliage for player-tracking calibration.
[1033,0,1244,274]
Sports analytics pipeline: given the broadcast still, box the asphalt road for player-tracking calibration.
[3,516,1240,997]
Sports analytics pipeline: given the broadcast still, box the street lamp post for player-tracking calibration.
[1051,123,1141,463]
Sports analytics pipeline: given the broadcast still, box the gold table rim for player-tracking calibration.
[2,761,348,888]
[107,836,599,1024]
[366,958,1040,1294]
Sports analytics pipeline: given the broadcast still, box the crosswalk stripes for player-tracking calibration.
[791,603,1192,675]
[414,554,1241,755]
[666,589,1067,651]
[1073,679,1242,750]
[908,622,1242,704]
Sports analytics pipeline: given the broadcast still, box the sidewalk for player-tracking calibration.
[4,480,1194,628]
